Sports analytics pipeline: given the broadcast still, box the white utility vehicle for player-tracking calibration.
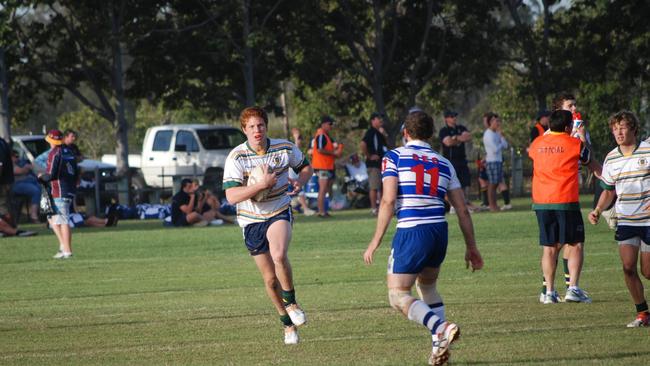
[102,124,246,193]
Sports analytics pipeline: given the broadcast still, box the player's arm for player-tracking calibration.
[363,175,397,264]
[576,125,603,178]
[447,188,484,272]
[588,186,616,225]
[225,164,277,204]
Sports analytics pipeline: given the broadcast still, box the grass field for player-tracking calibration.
[1,196,649,365]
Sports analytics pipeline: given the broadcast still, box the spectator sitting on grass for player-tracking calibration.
[193,180,235,224]
[170,179,228,227]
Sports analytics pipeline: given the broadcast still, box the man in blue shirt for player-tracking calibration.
[363,110,483,365]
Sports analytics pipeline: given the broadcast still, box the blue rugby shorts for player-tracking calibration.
[388,222,448,274]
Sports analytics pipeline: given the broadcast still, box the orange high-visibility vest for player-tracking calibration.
[528,132,581,205]
[311,130,335,170]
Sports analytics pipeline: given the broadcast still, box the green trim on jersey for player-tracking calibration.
[599,180,615,191]
[223,181,242,190]
[532,202,581,211]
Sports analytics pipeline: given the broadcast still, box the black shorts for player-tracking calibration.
[450,160,471,188]
[616,225,650,244]
[243,209,293,256]
[172,214,189,227]
[535,209,585,246]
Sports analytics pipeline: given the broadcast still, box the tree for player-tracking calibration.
[128,0,308,118]
[296,0,504,143]
[12,1,166,175]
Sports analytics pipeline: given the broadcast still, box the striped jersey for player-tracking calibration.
[223,138,308,227]
[382,140,460,228]
[600,140,650,226]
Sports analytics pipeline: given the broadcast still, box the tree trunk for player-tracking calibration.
[242,0,255,106]
[0,47,11,141]
[111,4,129,177]
[280,81,289,139]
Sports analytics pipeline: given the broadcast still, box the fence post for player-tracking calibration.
[94,167,101,216]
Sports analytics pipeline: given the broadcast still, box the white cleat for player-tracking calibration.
[285,303,307,326]
[564,287,592,303]
[429,322,460,366]
[53,251,72,259]
[543,291,560,304]
[284,325,299,345]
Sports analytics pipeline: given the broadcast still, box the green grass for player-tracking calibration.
[1,196,648,365]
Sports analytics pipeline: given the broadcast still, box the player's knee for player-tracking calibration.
[622,263,637,277]
[271,250,288,265]
[388,289,413,313]
[263,276,279,290]
[416,281,442,305]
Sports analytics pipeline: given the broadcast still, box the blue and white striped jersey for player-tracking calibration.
[382,140,460,228]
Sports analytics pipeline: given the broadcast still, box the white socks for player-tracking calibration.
[407,299,445,334]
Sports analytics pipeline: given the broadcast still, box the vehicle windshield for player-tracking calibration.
[23,139,50,157]
[197,128,246,150]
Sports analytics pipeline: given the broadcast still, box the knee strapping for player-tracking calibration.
[388,289,413,312]
[416,281,442,305]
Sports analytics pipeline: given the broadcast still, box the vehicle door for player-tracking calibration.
[173,130,201,178]
[141,129,174,187]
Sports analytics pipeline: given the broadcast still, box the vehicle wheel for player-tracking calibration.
[203,168,224,196]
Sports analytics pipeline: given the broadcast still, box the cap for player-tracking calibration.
[370,112,383,120]
[320,115,335,124]
[536,110,551,121]
[443,110,458,118]
[45,130,63,146]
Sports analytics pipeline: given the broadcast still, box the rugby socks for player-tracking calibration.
[501,189,511,205]
[280,314,294,327]
[430,302,446,322]
[407,300,445,335]
[635,301,649,314]
[563,259,570,288]
[281,289,296,307]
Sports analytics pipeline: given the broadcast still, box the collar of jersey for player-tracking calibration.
[406,140,431,148]
[617,140,641,157]
[548,131,567,135]
[246,138,270,155]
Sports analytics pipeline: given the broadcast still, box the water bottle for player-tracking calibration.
[571,111,583,138]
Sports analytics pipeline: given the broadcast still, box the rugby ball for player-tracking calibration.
[247,165,270,202]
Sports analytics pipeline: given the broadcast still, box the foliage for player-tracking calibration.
[57,107,115,159]
[485,68,538,151]
[1,201,646,364]
[294,0,505,143]
[128,0,311,116]
[131,100,218,152]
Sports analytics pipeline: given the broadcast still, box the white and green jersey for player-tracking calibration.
[600,140,650,226]
[223,138,308,227]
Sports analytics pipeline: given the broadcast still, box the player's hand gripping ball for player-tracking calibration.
[247,165,271,202]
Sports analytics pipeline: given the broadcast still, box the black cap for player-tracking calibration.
[370,112,383,120]
[320,115,335,124]
[536,110,551,121]
[443,110,458,117]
